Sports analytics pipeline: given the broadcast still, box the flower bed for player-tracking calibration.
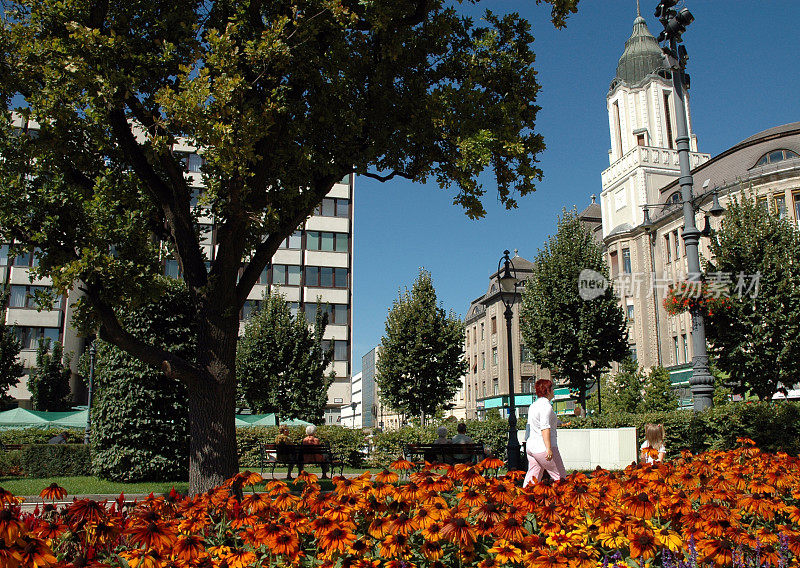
[1,439,798,567]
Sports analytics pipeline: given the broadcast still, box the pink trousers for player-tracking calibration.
[522,448,567,488]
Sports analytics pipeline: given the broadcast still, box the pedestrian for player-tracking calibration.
[640,423,667,464]
[302,425,329,479]
[523,378,567,488]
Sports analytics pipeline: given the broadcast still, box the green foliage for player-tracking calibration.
[0,286,23,406]
[521,210,629,407]
[640,366,678,412]
[377,270,467,419]
[712,366,733,406]
[563,401,800,457]
[27,340,72,411]
[91,282,193,482]
[20,444,91,478]
[0,0,579,490]
[706,189,800,400]
[603,359,645,414]
[237,294,333,424]
[0,427,82,446]
[0,449,22,476]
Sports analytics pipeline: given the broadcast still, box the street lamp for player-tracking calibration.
[84,341,96,445]
[654,1,717,410]
[497,250,521,469]
[351,401,357,428]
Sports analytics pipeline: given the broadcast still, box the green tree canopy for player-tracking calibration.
[27,339,71,411]
[237,293,333,424]
[0,288,23,406]
[377,269,466,421]
[520,209,628,407]
[640,366,678,412]
[0,0,578,492]
[706,190,800,400]
[91,280,194,482]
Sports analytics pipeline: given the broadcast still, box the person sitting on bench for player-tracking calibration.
[302,425,329,479]
[451,422,475,463]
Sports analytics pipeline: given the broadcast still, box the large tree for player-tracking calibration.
[377,269,466,422]
[602,358,645,414]
[237,293,333,424]
[0,287,24,406]
[27,339,72,411]
[706,190,800,400]
[0,0,578,492]
[640,366,678,412]
[520,209,628,408]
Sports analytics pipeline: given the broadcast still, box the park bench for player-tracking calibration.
[403,442,487,466]
[260,442,345,478]
[1,443,22,451]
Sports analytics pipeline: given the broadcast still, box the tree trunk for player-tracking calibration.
[188,375,239,494]
[187,315,240,495]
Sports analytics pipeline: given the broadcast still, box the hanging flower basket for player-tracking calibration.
[663,281,732,317]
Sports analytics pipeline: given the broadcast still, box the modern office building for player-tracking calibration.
[599,13,800,402]
[4,115,355,419]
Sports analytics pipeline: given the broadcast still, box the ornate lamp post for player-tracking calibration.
[498,250,521,469]
[655,0,719,410]
[84,341,96,445]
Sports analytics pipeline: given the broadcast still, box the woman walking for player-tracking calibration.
[523,378,567,488]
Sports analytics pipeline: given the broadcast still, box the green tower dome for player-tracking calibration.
[614,16,667,86]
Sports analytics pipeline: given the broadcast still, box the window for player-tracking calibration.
[492,347,498,366]
[609,251,619,277]
[482,381,486,397]
[241,300,261,320]
[465,332,470,346]
[794,192,800,226]
[9,285,59,309]
[481,352,485,370]
[491,317,497,335]
[13,251,31,266]
[626,304,635,322]
[480,323,485,340]
[622,248,632,274]
[612,101,622,157]
[673,230,680,259]
[0,245,8,266]
[165,260,180,279]
[306,231,349,252]
[279,231,302,249]
[493,380,499,395]
[272,264,302,286]
[257,265,269,285]
[682,334,689,363]
[314,198,350,218]
[630,347,637,362]
[322,340,349,361]
[674,337,680,364]
[756,196,768,210]
[755,149,799,167]
[15,326,60,350]
[636,133,645,146]
[521,378,534,393]
[305,266,347,288]
[520,343,534,363]
[664,234,672,263]
[775,195,787,218]
[173,151,204,173]
[663,92,674,149]
[304,302,349,324]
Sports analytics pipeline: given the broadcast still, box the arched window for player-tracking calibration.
[669,192,681,204]
[754,149,799,167]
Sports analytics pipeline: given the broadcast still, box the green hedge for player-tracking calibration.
[20,444,91,478]
[0,449,22,476]
[562,401,800,458]
[0,427,83,446]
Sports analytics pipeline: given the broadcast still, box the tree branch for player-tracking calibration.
[361,169,414,183]
[80,280,202,387]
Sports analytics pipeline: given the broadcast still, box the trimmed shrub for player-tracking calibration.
[0,427,83,446]
[20,444,91,478]
[0,449,22,476]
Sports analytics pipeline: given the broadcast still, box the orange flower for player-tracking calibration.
[318,526,356,555]
[697,537,736,566]
[440,516,477,548]
[526,549,568,568]
[622,491,656,519]
[271,531,301,558]
[125,520,177,550]
[421,539,445,561]
[488,539,524,564]
[67,499,107,524]
[39,483,67,502]
[390,458,414,471]
[120,548,163,568]
[173,534,205,560]
[379,533,411,558]
[0,509,25,543]
[13,537,57,568]
[374,469,400,484]
[627,529,658,560]
[494,516,527,542]
[224,548,257,568]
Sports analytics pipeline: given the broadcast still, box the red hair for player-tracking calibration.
[534,378,553,398]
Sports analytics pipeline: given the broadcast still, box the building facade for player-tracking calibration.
[5,116,355,420]
[599,14,800,401]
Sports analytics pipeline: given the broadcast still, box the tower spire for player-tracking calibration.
[636,0,641,17]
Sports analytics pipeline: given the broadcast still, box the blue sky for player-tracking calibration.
[350,0,800,372]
